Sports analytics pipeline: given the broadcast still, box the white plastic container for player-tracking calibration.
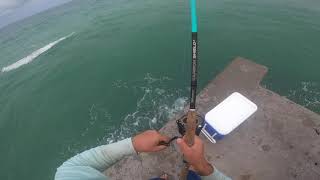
[201,92,258,143]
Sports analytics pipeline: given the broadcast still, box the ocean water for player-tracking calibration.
[0,0,319,179]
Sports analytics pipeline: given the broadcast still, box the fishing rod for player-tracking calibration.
[158,0,202,178]
[178,0,202,179]
[190,0,198,111]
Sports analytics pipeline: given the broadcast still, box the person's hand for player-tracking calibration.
[132,130,170,153]
[177,136,214,176]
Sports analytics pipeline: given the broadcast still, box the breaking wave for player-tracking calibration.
[1,32,75,73]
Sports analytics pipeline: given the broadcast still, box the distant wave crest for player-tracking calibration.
[1,32,75,73]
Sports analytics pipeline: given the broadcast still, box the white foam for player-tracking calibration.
[99,74,188,144]
[151,117,157,124]
[1,32,75,73]
[287,81,320,111]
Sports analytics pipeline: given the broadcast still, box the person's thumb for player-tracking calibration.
[177,138,189,153]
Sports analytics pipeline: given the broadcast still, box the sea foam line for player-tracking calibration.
[1,32,75,73]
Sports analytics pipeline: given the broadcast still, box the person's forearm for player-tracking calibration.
[57,138,136,172]
[55,130,169,180]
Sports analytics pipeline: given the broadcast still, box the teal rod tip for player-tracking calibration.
[191,0,198,32]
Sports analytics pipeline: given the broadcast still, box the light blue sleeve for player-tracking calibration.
[201,167,232,180]
[55,138,136,180]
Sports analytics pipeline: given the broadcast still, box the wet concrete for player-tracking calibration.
[106,57,320,180]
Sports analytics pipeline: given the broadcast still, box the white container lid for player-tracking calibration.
[205,92,258,135]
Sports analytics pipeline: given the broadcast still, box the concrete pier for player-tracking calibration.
[106,57,320,180]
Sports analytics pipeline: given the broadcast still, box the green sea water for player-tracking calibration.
[0,0,319,179]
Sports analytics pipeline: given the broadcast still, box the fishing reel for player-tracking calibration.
[176,113,205,136]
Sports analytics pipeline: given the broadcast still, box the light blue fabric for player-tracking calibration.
[55,138,135,180]
[54,138,232,180]
[202,168,232,180]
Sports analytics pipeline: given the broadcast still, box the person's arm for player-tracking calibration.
[55,138,135,180]
[55,130,169,180]
[201,167,232,180]
[176,137,232,180]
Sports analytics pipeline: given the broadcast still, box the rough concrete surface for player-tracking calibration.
[106,57,320,180]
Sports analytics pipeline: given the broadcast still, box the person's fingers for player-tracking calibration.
[158,134,170,142]
[176,138,189,153]
[194,136,203,145]
[153,145,168,152]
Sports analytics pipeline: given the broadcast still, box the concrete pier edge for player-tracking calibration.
[106,57,320,180]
